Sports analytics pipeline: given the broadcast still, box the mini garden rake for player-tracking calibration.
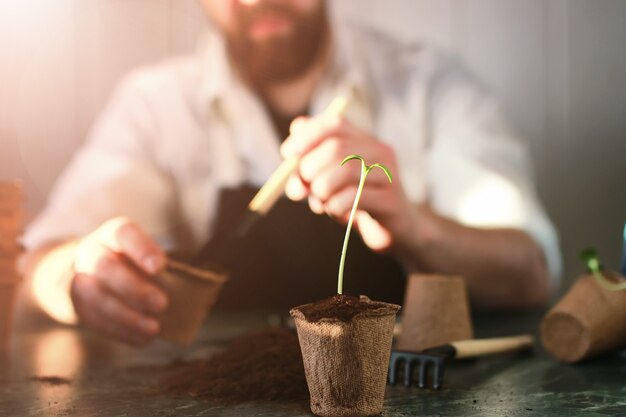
[388,334,534,389]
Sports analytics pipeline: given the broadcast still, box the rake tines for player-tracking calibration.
[388,350,447,389]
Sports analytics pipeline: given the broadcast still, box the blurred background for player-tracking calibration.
[0,0,624,293]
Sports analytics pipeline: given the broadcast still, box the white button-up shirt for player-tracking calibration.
[24,22,562,287]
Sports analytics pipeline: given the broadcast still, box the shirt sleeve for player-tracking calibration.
[424,61,562,289]
[23,72,178,251]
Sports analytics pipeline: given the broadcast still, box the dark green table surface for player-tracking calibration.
[1,310,625,417]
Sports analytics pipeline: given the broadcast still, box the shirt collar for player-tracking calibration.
[195,29,236,109]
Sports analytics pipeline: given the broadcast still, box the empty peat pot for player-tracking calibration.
[155,261,228,345]
[541,272,626,363]
[290,296,400,417]
[0,180,22,351]
[0,281,18,350]
[397,274,473,352]
[0,260,20,351]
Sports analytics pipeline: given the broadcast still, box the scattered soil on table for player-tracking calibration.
[298,294,385,322]
[153,327,308,405]
[29,376,71,385]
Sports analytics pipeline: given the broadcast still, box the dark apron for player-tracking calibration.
[195,185,406,310]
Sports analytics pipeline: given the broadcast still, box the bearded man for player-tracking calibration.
[22,0,560,346]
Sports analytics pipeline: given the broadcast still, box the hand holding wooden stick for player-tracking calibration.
[248,94,351,215]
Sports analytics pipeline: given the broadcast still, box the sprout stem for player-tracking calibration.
[337,162,367,295]
[337,155,392,295]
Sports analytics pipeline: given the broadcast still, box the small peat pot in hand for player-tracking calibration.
[156,260,228,345]
[290,155,401,417]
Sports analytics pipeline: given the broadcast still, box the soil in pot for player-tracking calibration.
[297,294,382,322]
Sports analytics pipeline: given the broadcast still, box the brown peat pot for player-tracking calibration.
[0,180,22,350]
[290,295,400,417]
[541,272,626,363]
[0,281,18,351]
[155,262,227,345]
[397,274,473,352]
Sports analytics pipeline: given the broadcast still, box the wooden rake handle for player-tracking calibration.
[451,334,534,359]
[248,94,351,215]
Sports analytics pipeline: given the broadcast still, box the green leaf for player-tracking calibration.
[579,247,599,273]
[579,247,626,291]
[368,163,393,183]
[340,154,364,166]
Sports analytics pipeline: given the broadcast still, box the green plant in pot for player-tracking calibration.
[579,248,626,291]
[289,155,401,417]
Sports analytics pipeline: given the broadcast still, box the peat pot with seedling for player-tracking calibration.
[290,155,401,417]
[541,248,626,363]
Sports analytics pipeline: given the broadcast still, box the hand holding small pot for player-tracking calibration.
[72,217,168,346]
[71,217,227,346]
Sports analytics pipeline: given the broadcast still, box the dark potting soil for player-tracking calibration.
[154,327,308,405]
[298,294,383,323]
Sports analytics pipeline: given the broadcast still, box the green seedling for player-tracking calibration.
[337,155,393,295]
[579,247,626,291]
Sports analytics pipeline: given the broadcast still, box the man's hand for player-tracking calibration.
[279,114,551,309]
[71,217,168,346]
[281,114,418,253]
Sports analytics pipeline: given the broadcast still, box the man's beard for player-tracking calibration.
[224,1,329,88]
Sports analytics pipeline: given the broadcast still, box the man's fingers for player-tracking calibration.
[288,116,308,135]
[74,239,168,315]
[309,162,360,202]
[298,136,394,195]
[97,288,160,336]
[71,274,160,346]
[95,217,166,275]
[285,173,309,201]
[298,136,348,184]
[71,217,169,347]
[281,114,349,159]
[354,211,394,252]
[95,251,168,315]
[323,185,397,220]
[308,195,325,215]
[323,185,359,219]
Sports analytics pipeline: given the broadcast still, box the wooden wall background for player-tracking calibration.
[1,0,625,292]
